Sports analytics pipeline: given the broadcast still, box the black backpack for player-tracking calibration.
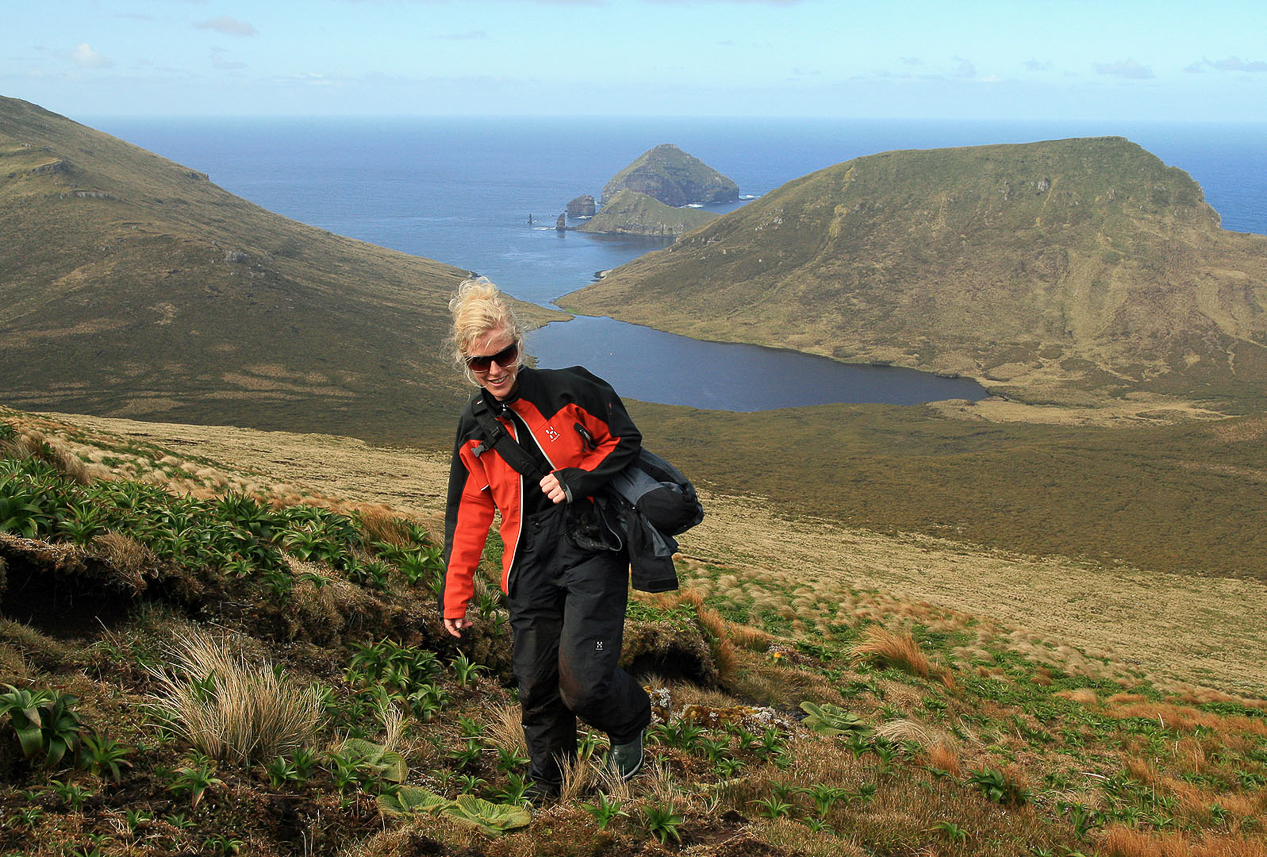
[470,396,704,536]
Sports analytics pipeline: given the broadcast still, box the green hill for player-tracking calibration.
[576,188,719,238]
[601,143,738,207]
[565,137,1267,407]
[0,96,560,444]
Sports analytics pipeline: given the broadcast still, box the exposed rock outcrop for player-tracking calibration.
[566,194,596,217]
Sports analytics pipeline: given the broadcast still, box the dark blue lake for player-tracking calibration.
[87,116,1267,411]
[527,316,986,410]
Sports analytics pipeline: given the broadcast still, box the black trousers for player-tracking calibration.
[506,503,652,789]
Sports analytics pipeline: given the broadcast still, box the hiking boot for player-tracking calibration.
[607,730,645,782]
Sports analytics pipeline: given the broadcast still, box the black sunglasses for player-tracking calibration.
[465,342,519,373]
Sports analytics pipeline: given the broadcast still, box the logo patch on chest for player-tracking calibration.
[545,424,559,442]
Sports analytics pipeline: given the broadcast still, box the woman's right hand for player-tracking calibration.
[444,616,473,638]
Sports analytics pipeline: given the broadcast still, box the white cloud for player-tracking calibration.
[1024,59,1053,72]
[1093,58,1154,79]
[1188,56,1267,73]
[195,16,258,37]
[72,43,114,69]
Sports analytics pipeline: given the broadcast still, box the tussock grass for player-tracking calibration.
[356,504,415,548]
[851,625,931,679]
[482,702,528,759]
[557,754,598,804]
[873,717,954,752]
[147,630,323,765]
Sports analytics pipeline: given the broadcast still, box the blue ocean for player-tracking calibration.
[88,116,1267,409]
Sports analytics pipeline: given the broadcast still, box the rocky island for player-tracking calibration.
[564,144,737,238]
[601,143,739,207]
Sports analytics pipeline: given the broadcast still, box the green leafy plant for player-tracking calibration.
[378,787,530,836]
[495,744,530,773]
[698,735,730,763]
[0,684,84,766]
[798,783,850,815]
[455,773,487,794]
[967,767,1029,805]
[751,795,796,819]
[800,701,871,737]
[583,792,629,829]
[48,778,94,811]
[450,652,488,687]
[81,732,132,781]
[448,738,484,767]
[649,718,705,750]
[1059,801,1103,837]
[577,729,604,761]
[641,801,685,845]
[491,772,531,805]
[204,833,245,855]
[168,753,223,810]
[17,805,45,827]
[930,820,969,843]
[339,738,407,784]
[265,754,303,787]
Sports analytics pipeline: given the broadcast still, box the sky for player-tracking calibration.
[3,0,1267,121]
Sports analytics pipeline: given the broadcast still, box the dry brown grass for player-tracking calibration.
[482,702,528,759]
[1058,687,1101,706]
[1099,825,1267,857]
[874,718,956,755]
[850,625,931,679]
[147,629,324,765]
[3,429,97,484]
[1103,698,1267,737]
[355,504,415,548]
[751,819,870,857]
[924,742,962,777]
[90,531,157,592]
[556,754,599,804]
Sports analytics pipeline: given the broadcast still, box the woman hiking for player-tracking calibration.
[440,278,651,800]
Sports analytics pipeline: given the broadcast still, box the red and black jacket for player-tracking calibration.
[441,366,642,620]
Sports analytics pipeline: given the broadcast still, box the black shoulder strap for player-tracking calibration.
[470,397,547,481]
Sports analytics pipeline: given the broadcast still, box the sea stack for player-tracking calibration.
[566,194,596,217]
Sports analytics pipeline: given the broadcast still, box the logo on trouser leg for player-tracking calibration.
[595,641,604,651]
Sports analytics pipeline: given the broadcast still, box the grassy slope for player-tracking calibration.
[0,96,568,443]
[2,410,1266,857]
[566,137,1267,407]
[576,189,719,237]
[632,400,1267,582]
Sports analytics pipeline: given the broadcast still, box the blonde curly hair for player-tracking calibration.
[448,278,525,385]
